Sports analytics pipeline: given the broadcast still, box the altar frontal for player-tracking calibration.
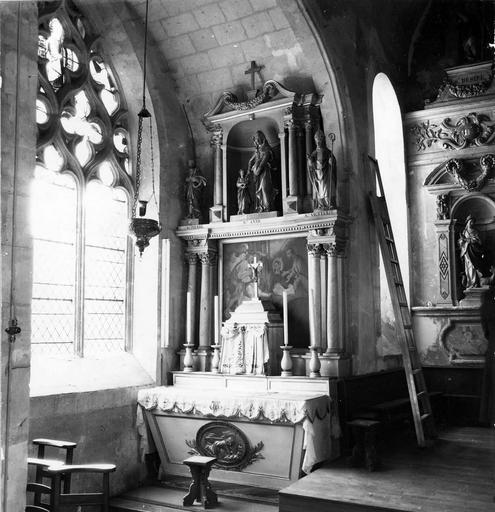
[137,383,335,490]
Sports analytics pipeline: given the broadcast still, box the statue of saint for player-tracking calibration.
[247,130,274,213]
[458,215,491,289]
[236,169,251,215]
[307,129,337,210]
[184,160,206,219]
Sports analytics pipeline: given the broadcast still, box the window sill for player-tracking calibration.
[29,351,155,397]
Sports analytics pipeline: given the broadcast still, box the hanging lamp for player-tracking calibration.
[129,0,161,256]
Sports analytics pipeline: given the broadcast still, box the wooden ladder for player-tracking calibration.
[368,156,436,448]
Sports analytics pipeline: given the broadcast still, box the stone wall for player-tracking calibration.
[0,3,38,510]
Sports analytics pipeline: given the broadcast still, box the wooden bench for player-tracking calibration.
[333,369,443,460]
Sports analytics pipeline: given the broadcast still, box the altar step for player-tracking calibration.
[110,479,278,512]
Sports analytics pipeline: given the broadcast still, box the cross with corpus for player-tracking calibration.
[248,256,263,300]
[244,60,264,91]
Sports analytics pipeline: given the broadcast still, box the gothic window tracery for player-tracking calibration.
[32,0,132,356]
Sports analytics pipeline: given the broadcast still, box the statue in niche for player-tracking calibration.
[184,160,206,219]
[458,214,492,289]
[436,194,449,220]
[236,169,251,215]
[307,129,337,210]
[247,130,275,213]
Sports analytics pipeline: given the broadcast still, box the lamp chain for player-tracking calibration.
[131,112,144,219]
[149,116,160,219]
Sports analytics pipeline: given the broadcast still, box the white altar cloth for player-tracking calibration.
[137,386,333,474]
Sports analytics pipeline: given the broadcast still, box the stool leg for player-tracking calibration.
[364,427,380,471]
[348,427,365,468]
[102,472,110,512]
[51,472,62,512]
[203,466,218,508]
[183,466,201,506]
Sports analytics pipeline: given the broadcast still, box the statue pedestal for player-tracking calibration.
[179,218,199,227]
[209,205,223,223]
[220,298,282,375]
[459,286,488,307]
[230,211,279,222]
[283,195,301,214]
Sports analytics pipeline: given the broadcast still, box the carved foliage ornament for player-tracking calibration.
[186,421,264,471]
[410,113,495,152]
[444,154,494,192]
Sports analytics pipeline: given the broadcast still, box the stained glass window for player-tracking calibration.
[33,1,132,357]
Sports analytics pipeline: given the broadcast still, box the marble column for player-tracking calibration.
[210,130,223,222]
[287,120,298,197]
[307,243,322,348]
[186,253,198,346]
[278,127,288,204]
[320,248,328,351]
[198,252,213,349]
[324,243,341,354]
[304,119,313,196]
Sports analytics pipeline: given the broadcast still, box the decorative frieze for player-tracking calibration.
[409,112,495,152]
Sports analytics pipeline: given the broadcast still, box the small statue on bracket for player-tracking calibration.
[236,168,252,215]
[184,159,206,220]
[247,130,275,213]
[307,129,337,210]
[458,214,492,289]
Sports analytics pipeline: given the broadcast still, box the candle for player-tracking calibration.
[186,291,191,343]
[283,290,289,346]
[309,289,316,347]
[214,295,219,344]
[253,255,257,265]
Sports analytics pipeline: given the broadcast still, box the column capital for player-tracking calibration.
[322,242,341,257]
[198,251,216,265]
[185,252,198,265]
[210,129,223,146]
[307,242,323,257]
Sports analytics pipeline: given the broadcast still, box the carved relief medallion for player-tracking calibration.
[186,421,264,471]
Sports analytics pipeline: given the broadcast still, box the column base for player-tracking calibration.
[283,195,301,214]
[209,205,223,223]
[319,353,352,377]
[196,346,213,372]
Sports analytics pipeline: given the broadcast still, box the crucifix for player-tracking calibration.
[248,256,263,300]
[244,60,264,91]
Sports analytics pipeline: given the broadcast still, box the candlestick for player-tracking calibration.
[282,290,289,346]
[214,295,219,344]
[186,291,191,343]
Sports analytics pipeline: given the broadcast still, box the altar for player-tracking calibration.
[137,375,339,490]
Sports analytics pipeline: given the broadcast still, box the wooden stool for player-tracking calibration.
[347,419,381,471]
[183,456,218,509]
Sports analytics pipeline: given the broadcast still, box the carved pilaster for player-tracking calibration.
[284,119,301,213]
[434,220,453,305]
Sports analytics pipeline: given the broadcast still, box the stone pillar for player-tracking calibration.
[284,119,300,213]
[209,130,223,222]
[324,243,341,354]
[186,253,198,346]
[307,243,322,348]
